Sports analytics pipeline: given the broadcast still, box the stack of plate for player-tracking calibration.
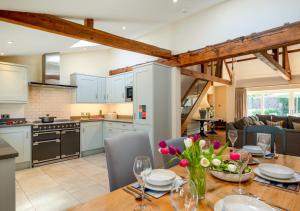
[145,169,179,191]
[254,163,300,183]
[242,145,270,156]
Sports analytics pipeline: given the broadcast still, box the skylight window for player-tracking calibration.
[70,40,99,48]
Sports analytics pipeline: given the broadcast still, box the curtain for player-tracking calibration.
[235,88,247,120]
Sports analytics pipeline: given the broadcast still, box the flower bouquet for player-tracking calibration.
[158,134,228,199]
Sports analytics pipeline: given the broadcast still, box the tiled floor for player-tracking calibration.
[16,153,109,211]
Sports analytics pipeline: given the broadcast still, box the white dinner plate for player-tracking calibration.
[243,145,263,154]
[214,195,273,211]
[258,163,295,179]
[145,176,182,191]
[254,167,300,183]
[147,169,176,186]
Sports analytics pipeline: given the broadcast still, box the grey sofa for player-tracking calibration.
[226,115,300,156]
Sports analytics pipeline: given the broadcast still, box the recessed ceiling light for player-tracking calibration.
[122,26,126,30]
[70,40,99,48]
[173,0,178,3]
[7,41,13,44]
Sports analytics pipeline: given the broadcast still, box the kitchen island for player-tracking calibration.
[0,137,18,211]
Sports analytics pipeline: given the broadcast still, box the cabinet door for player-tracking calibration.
[106,77,112,103]
[124,72,134,87]
[97,77,106,103]
[111,75,125,103]
[76,75,98,103]
[80,122,103,152]
[0,127,31,163]
[133,67,153,125]
[0,63,28,103]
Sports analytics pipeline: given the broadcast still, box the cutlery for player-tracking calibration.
[122,188,142,201]
[127,186,152,202]
[247,193,289,211]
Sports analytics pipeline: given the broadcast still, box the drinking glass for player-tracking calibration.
[133,156,152,211]
[170,179,198,211]
[257,134,271,158]
[228,129,238,149]
[233,149,250,195]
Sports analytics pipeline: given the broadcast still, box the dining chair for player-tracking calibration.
[243,125,286,154]
[162,137,185,169]
[104,131,154,192]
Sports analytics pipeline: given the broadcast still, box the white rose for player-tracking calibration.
[228,164,237,173]
[199,139,206,148]
[212,158,221,166]
[200,157,210,167]
[184,138,193,148]
[212,154,216,159]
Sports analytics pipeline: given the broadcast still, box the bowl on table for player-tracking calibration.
[210,169,254,183]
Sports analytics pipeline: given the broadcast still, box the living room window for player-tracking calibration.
[247,89,300,116]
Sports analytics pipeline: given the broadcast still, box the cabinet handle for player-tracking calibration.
[96,93,98,99]
[26,132,29,139]
[83,128,85,133]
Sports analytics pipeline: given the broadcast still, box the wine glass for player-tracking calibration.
[233,149,250,195]
[228,129,238,149]
[257,134,271,158]
[133,156,152,211]
[170,178,198,211]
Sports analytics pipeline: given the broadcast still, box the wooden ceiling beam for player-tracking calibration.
[282,46,291,75]
[255,51,291,80]
[84,18,94,28]
[176,21,300,67]
[224,61,233,81]
[180,68,232,85]
[0,10,172,59]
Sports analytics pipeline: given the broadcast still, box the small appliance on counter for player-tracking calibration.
[104,112,118,120]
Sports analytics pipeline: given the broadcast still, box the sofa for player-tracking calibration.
[226,115,300,156]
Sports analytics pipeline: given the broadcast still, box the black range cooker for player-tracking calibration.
[32,120,80,167]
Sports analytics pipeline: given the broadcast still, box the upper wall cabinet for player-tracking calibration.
[124,72,134,87]
[71,74,106,103]
[0,62,28,103]
[106,74,125,103]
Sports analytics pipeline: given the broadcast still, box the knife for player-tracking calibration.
[126,186,152,202]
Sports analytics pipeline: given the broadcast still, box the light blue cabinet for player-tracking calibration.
[0,126,31,164]
[80,121,103,153]
[106,75,125,103]
[71,74,106,103]
[125,72,134,87]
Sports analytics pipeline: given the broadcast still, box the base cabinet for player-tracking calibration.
[103,121,134,140]
[80,122,103,153]
[0,126,31,164]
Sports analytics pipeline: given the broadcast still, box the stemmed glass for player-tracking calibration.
[233,149,250,195]
[257,134,271,158]
[228,129,238,150]
[133,156,152,211]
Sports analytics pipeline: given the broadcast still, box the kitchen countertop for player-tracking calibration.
[0,123,33,128]
[0,138,18,160]
[80,118,133,124]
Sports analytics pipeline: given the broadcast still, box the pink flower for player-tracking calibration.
[192,133,200,142]
[175,147,182,155]
[212,140,221,150]
[179,159,189,167]
[159,140,167,148]
[168,146,177,155]
[230,152,241,161]
[159,148,169,155]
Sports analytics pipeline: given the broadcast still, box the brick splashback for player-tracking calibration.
[25,86,72,122]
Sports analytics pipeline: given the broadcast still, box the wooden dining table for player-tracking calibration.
[69,154,300,211]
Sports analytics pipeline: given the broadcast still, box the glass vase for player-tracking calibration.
[188,165,207,200]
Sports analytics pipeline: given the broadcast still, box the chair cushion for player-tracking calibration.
[292,122,300,130]
[266,120,283,128]
[271,115,288,128]
[256,114,271,124]
[288,116,300,129]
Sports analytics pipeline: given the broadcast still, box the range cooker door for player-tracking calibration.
[61,129,80,158]
[32,138,61,165]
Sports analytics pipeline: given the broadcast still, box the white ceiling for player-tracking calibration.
[0,0,225,56]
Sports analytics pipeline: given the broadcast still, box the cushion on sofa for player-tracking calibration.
[256,114,271,124]
[292,122,300,130]
[234,117,249,129]
[288,116,300,129]
[266,120,283,128]
[271,115,288,128]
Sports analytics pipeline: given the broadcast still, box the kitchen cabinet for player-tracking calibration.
[125,72,134,87]
[80,122,103,153]
[108,75,125,103]
[103,121,134,140]
[0,62,28,103]
[71,74,106,103]
[0,126,31,164]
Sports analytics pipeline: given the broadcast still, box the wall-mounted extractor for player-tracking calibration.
[29,53,77,89]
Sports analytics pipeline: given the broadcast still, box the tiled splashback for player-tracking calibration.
[24,86,73,122]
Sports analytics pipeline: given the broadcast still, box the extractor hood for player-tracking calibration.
[29,53,77,89]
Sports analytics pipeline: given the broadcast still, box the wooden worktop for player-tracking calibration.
[70,154,300,211]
